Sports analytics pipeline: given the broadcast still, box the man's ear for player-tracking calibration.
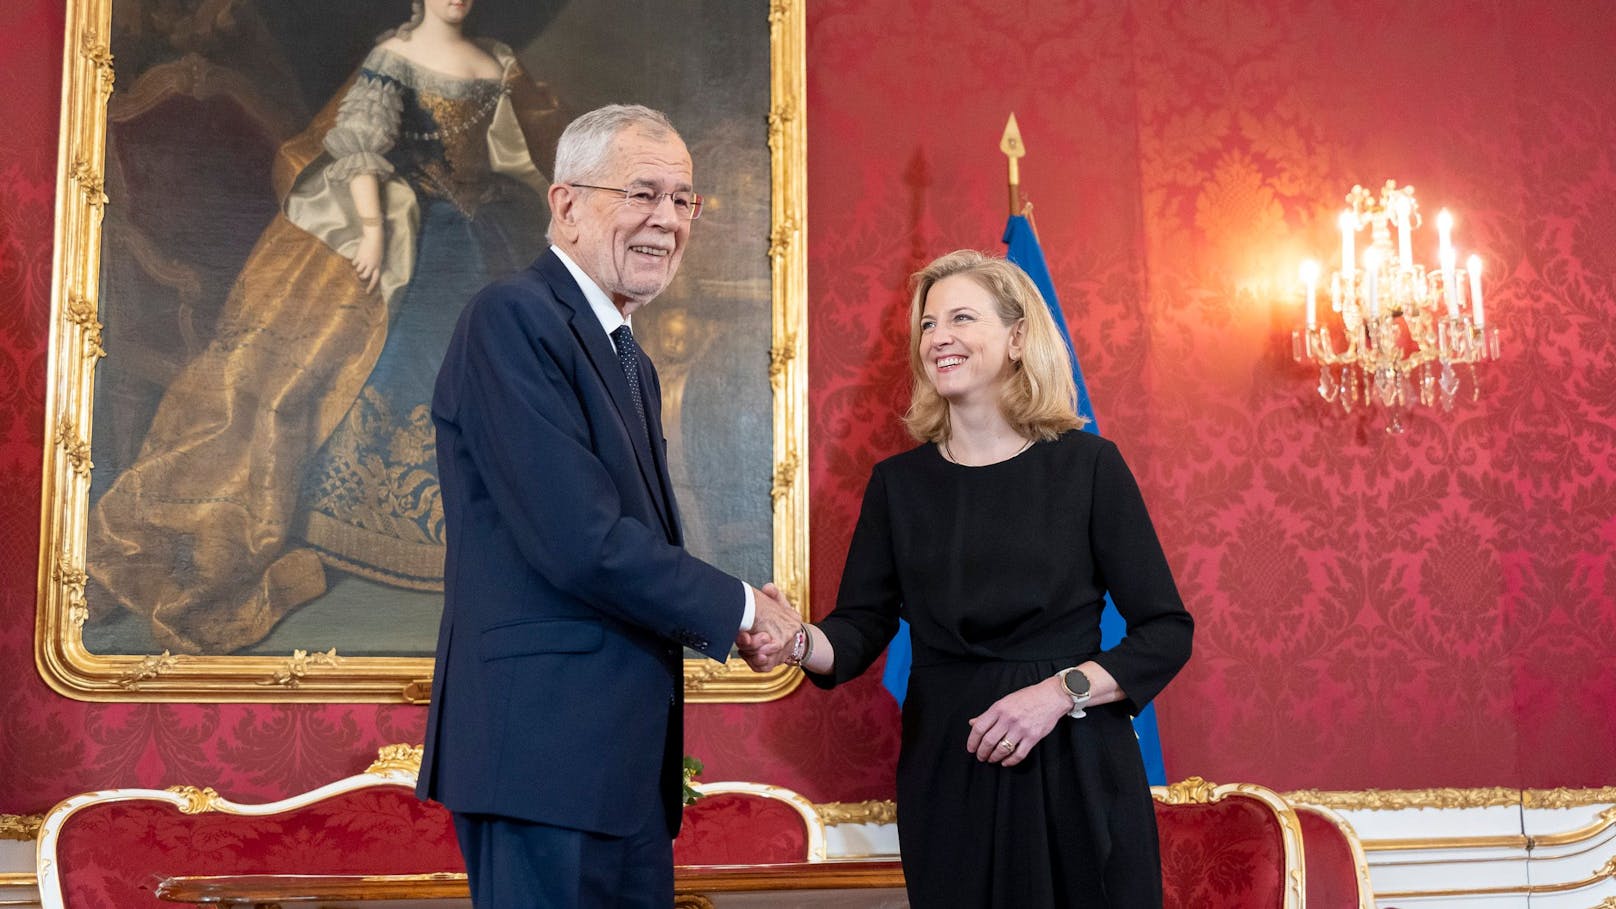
[548,183,579,242]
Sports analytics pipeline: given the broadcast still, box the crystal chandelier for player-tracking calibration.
[1292,180,1499,433]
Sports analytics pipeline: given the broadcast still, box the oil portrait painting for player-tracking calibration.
[39,0,806,702]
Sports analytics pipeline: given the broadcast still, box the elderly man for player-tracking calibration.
[417,104,799,908]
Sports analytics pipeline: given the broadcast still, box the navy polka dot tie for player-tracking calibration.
[610,324,649,440]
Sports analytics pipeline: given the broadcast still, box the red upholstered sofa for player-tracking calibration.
[1153,777,1306,909]
[36,745,463,909]
[37,748,835,908]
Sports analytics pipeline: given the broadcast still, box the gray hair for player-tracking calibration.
[552,104,680,185]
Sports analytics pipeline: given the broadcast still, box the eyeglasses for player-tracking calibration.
[569,183,704,221]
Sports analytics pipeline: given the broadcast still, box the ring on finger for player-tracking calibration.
[997,738,1017,752]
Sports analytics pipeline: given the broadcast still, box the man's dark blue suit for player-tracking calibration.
[417,249,743,861]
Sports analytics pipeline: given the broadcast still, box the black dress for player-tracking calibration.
[809,430,1194,908]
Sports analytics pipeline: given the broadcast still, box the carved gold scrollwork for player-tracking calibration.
[1285,786,1521,810]
[259,649,341,688]
[54,559,90,629]
[815,800,897,826]
[166,785,222,814]
[770,452,798,503]
[769,333,797,382]
[66,295,107,360]
[766,98,796,155]
[0,814,43,841]
[768,216,798,261]
[682,661,731,693]
[366,744,424,776]
[70,157,107,208]
[56,417,93,477]
[116,651,181,689]
[1522,786,1616,809]
[81,27,115,97]
[1157,775,1219,805]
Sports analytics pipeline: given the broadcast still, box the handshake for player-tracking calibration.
[736,582,806,673]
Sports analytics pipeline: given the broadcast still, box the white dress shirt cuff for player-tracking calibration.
[740,582,756,633]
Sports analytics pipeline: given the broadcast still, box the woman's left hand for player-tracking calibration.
[966,677,1073,767]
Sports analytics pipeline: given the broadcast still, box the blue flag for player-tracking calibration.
[883,215,1167,787]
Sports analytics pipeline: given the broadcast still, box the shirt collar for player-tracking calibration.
[552,245,629,338]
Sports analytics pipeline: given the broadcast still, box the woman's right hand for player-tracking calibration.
[352,227,384,293]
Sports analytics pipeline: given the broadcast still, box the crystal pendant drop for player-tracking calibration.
[1318,366,1338,401]
[1438,363,1459,412]
[1375,366,1398,407]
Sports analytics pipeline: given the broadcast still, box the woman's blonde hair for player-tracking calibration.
[902,249,1087,444]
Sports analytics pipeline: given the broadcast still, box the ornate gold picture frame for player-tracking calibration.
[37,0,807,703]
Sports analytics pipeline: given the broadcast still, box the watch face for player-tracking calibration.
[1063,669,1091,698]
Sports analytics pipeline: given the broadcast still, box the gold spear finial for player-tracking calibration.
[1000,113,1026,216]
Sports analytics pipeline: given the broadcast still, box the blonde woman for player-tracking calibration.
[744,250,1194,907]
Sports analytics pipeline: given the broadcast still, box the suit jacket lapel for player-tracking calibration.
[535,253,677,540]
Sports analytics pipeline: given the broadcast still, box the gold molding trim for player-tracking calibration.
[1524,787,1616,809]
[1376,853,1616,899]
[1360,805,1616,853]
[684,0,810,705]
[1284,786,1522,810]
[1534,806,1616,848]
[1359,833,1528,852]
[39,0,808,704]
[0,815,42,841]
[815,800,897,826]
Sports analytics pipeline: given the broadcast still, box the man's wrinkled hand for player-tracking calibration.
[736,583,797,672]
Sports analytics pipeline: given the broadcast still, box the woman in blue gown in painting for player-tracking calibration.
[89,0,567,653]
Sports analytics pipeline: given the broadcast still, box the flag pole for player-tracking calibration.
[1000,113,1025,218]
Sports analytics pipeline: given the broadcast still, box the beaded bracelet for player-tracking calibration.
[784,626,807,666]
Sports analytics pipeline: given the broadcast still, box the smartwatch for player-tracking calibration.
[1056,666,1092,718]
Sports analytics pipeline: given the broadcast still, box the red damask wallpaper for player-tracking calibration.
[3,0,1614,818]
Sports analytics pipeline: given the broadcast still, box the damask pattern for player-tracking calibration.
[1156,798,1284,908]
[3,0,1614,821]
